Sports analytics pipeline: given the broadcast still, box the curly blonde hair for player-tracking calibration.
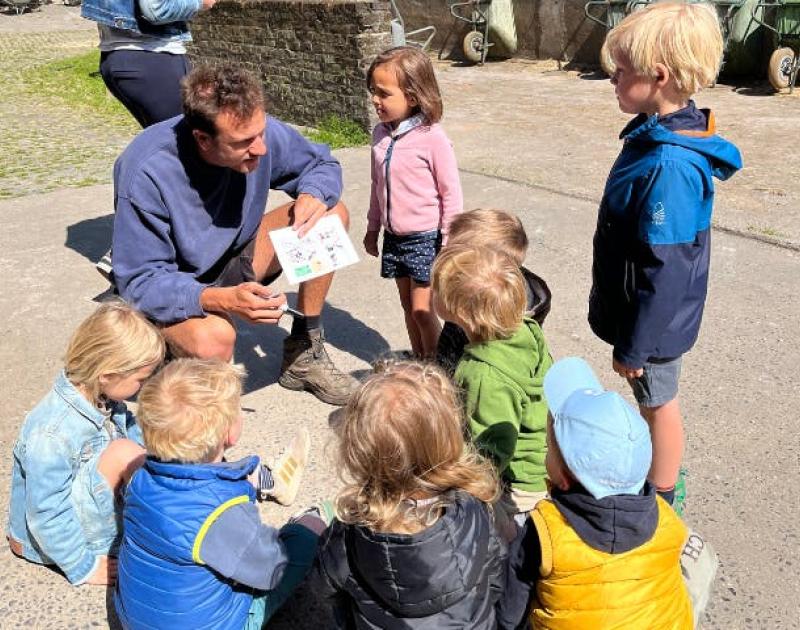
[601,2,724,98]
[136,359,245,464]
[64,300,165,404]
[335,361,499,533]
[432,244,526,343]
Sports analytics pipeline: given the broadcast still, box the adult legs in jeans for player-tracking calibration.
[100,50,190,128]
[244,523,319,628]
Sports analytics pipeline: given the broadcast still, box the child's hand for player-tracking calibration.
[363,231,380,257]
[612,356,644,379]
[86,555,118,586]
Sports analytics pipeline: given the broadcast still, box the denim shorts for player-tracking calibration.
[71,450,120,555]
[381,230,442,284]
[627,356,683,408]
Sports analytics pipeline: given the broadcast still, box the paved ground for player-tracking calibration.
[1,5,799,629]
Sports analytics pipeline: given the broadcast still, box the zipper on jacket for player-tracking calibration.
[384,137,397,233]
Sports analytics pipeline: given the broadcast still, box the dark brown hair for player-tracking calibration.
[181,63,266,136]
[367,46,443,124]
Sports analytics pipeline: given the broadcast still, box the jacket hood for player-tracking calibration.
[344,492,494,617]
[462,318,547,398]
[144,455,259,483]
[621,111,742,181]
[551,482,659,554]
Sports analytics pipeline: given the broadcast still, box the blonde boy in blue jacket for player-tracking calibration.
[589,3,742,508]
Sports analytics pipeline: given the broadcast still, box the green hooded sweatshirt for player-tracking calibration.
[455,317,552,492]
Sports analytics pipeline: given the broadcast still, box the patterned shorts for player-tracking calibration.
[380,230,442,284]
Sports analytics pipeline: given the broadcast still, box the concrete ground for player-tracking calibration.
[1,4,799,629]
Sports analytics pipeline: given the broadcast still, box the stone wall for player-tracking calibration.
[189,0,392,130]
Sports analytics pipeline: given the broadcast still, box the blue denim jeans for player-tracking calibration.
[243,523,319,629]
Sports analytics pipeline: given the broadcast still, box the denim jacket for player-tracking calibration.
[81,0,199,39]
[7,371,143,584]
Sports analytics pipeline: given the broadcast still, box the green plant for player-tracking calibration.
[304,115,370,149]
[747,224,786,238]
[22,50,136,131]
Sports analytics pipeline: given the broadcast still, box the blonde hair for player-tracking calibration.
[336,361,499,533]
[432,244,526,343]
[367,46,443,124]
[448,208,529,265]
[136,359,245,463]
[64,301,165,404]
[601,2,723,98]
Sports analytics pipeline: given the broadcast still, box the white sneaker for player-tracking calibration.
[681,528,718,629]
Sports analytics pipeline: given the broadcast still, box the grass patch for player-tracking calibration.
[747,225,786,238]
[305,115,370,149]
[22,50,137,131]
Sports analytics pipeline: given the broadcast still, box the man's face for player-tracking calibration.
[194,107,267,173]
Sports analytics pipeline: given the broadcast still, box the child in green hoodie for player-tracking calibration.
[432,244,552,540]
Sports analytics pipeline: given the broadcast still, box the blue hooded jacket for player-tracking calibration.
[589,109,742,368]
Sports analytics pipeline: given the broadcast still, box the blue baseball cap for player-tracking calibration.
[543,357,652,500]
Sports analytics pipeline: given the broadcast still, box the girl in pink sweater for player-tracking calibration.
[364,47,463,358]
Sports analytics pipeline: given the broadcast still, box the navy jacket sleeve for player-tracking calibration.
[199,502,290,591]
[266,118,343,208]
[112,166,207,324]
[496,516,541,630]
[614,161,707,368]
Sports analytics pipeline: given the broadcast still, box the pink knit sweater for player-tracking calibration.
[367,122,463,237]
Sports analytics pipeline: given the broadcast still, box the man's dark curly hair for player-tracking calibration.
[181,63,266,136]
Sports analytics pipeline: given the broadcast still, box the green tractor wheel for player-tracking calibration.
[768,47,796,91]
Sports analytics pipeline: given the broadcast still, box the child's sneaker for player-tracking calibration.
[673,466,688,516]
[95,250,114,283]
[680,528,718,629]
[267,428,311,506]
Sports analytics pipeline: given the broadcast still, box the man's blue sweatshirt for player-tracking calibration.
[112,114,342,324]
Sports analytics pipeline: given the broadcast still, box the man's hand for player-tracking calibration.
[363,230,379,257]
[201,0,217,10]
[612,356,644,380]
[290,193,328,238]
[201,283,287,324]
[86,555,117,586]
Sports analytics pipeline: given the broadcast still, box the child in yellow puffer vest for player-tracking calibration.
[496,357,693,630]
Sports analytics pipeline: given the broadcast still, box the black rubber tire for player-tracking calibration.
[768,47,795,91]
[463,30,485,64]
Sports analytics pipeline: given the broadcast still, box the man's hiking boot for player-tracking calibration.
[279,329,358,406]
[266,428,311,507]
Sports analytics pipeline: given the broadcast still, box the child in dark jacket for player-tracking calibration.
[115,359,323,630]
[433,244,552,541]
[436,208,551,376]
[311,361,505,629]
[589,1,742,509]
[497,357,693,629]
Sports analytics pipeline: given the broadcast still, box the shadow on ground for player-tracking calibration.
[65,214,113,264]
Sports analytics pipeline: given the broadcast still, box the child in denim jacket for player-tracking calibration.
[7,302,165,585]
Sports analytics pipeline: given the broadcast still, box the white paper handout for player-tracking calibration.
[269,215,359,285]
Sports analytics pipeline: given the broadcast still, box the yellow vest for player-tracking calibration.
[530,497,693,630]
